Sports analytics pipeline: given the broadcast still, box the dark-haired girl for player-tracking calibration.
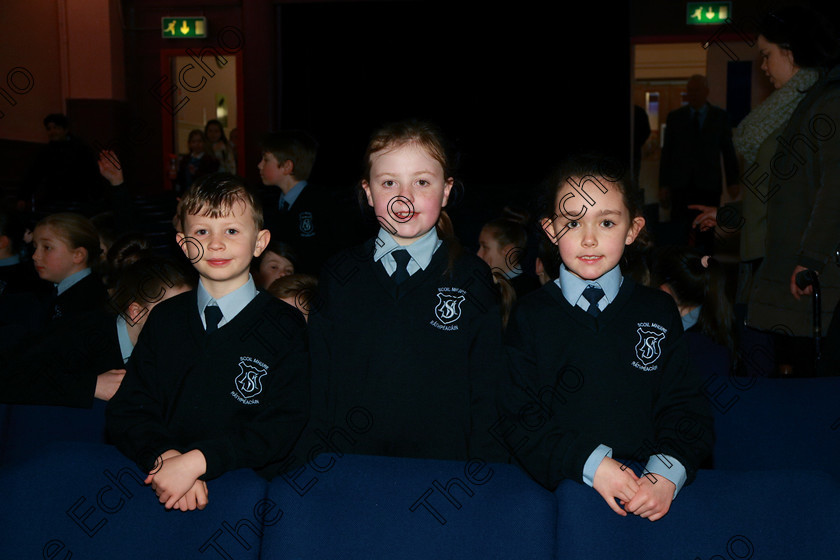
[499,154,713,521]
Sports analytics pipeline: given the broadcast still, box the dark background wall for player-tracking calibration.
[111,0,632,237]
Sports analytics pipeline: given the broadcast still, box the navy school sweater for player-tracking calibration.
[106,291,309,480]
[1,310,122,408]
[49,272,108,323]
[296,237,508,465]
[498,278,713,491]
[262,183,335,276]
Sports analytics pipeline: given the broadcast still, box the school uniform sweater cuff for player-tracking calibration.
[645,454,686,499]
[191,440,232,481]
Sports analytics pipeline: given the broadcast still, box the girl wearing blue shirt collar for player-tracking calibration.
[501,153,712,522]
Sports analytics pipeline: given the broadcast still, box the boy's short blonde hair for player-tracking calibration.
[177,172,263,232]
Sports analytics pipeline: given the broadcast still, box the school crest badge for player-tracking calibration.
[233,358,268,403]
[430,287,467,331]
[299,211,315,237]
[632,323,667,371]
[435,293,465,325]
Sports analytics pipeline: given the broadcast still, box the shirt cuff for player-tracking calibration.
[645,454,687,499]
[582,444,613,487]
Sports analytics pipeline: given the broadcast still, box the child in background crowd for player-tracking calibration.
[258,130,333,275]
[499,153,712,521]
[535,235,560,286]
[648,246,735,375]
[102,233,154,292]
[477,217,541,298]
[171,130,220,195]
[1,256,193,407]
[253,240,297,290]
[205,119,237,174]
[0,208,43,296]
[267,273,318,321]
[32,212,108,323]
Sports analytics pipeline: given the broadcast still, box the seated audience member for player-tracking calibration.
[106,173,309,512]
[649,246,735,374]
[258,130,333,275]
[267,273,318,321]
[477,217,541,298]
[102,233,154,292]
[0,209,49,351]
[32,212,108,324]
[20,113,104,216]
[0,208,44,295]
[171,130,220,196]
[535,235,560,286]
[1,257,194,407]
[205,119,237,174]
[253,240,298,290]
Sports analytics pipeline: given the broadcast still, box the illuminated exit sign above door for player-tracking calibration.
[162,17,208,38]
[686,2,732,25]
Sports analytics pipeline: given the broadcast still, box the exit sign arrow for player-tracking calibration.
[161,17,208,38]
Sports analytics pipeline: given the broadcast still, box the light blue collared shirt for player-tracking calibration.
[56,268,91,296]
[197,275,258,330]
[556,263,622,314]
[279,180,308,210]
[373,227,442,278]
[682,305,701,331]
[115,315,134,364]
[0,255,20,267]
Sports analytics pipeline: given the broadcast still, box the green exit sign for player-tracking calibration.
[687,2,732,25]
[162,17,208,38]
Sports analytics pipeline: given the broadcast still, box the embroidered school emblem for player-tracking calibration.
[430,287,467,331]
[234,359,268,401]
[435,293,465,325]
[299,211,315,237]
[632,323,667,371]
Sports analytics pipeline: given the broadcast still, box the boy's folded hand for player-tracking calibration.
[592,456,639,517]
[174,480,209,512]
[624,473,675,522]
[145,450,207,509]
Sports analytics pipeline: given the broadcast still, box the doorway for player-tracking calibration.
[159,49,244,189]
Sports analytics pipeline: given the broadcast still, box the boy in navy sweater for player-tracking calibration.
[107,173,309,511]
[258,130,334,275]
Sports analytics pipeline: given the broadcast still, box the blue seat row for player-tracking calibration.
[2,374,839,558]
[1,443,838,559]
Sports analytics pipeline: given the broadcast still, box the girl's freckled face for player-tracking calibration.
[362,143,453,246]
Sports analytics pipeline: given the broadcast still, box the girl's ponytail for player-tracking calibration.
[435,209,463,277]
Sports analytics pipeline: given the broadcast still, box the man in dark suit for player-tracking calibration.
[659,75,738,250]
